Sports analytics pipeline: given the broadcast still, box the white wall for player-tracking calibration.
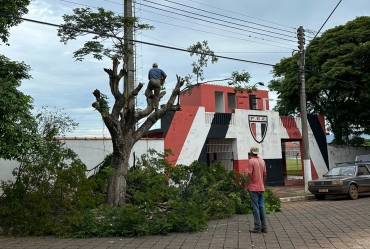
[327,145,370,168]
[0,138,164,185]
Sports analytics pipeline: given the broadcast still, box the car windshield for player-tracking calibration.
[325,165,356,176]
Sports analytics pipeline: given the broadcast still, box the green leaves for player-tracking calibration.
[228,70,254,94]
[0,109,103,237]
[0,55,39,160]
[0,0,31,45]
[188,40,218,83]
[269,16,370,143]
[58,7,154,61]
[0,148,281,237]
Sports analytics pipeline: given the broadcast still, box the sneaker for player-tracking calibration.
[249,228,261,233]
[261,229,267,233]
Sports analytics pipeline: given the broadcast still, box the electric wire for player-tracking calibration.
[54,0,295,50]
[18,16,276,66]
[188,0,296,30]
[140,0,294,40]
[312,0,342,40]
[140,34,290,54]
[160,0,293,34]
[136,8,294,47]
[122,0,296,42]
[141,16,294,49]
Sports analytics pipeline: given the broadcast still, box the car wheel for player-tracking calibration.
[348,184,358,200]
[315,194,326,200]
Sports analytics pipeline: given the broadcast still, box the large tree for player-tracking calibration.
[269,16,370,144]
[0,1,39,160]
[0,55,39,160]
[0,0,31,45]
[58,7,185,206]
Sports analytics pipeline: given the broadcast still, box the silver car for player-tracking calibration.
[308,162,370,200]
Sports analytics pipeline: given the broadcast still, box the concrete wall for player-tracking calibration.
[327,145,370,168]
[0,138,164,184]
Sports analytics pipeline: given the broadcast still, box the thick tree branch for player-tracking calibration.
[104,57,125,99]
[134,75,185,141]
[135,91,166,120]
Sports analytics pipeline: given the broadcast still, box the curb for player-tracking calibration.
[279,195,315,203]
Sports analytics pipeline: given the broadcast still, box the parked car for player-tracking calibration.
[308,162,370,200]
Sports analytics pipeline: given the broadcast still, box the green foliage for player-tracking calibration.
[36,106,79,137]
[187,40,218,84]
[0,109,104,237]
[57,7,153,61]
[363,138,370,146]
[0,0,31,45]
[98,93,109,116]
[0,55,40,160]
[227,70,264,94]
[264,189,282,214]
[348,136,365,146]
[0,148,281,237]
[269,17,370,144]
[66,152,281,238]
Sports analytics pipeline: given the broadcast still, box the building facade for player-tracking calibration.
[147,84,329,186]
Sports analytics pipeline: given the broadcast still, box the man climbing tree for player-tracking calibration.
[58,7,184,206]
[146,62,167,110]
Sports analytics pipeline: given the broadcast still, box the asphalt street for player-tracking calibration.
[1,195,369,249]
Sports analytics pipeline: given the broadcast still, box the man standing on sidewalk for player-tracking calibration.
[246,146,267,233]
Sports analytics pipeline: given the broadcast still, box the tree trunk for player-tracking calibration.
[106,135,134,206]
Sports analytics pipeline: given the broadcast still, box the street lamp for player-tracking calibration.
[254,82,265,87]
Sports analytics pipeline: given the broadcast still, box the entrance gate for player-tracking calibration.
[206,139,234,171]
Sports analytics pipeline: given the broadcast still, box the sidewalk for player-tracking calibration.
[1,195,370,248]
[267,185,315,202]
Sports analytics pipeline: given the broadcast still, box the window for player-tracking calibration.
[358,165,370,175]
[249,95,260,110]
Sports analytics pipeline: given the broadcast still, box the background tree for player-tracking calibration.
[269,16,370,144]
[58,8,185,206]
[0,108,103,237]
[0,0,31,45]
[185,42,262,95]
[227,70,264,94]
[0,55,39,160]
[187,40,218,84]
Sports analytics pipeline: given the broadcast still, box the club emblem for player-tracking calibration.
[248,115,268,143]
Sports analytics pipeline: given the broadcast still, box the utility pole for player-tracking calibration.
[124,0,135,95]
[297,26,311,192]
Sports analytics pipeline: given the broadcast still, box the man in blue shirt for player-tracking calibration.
[145,62,167,110]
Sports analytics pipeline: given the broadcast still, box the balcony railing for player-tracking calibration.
[205,113,235,125]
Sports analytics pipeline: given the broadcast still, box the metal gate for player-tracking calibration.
[206,139,234,171]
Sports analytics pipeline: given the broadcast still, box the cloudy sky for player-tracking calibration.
[1,0,369,137]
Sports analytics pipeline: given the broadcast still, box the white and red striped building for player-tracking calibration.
[146,83,329,186]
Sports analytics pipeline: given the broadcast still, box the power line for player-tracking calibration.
[136,8,294,48]
[161,0,293,34]
[312,0,342,40]
[18,16,276,67]
[216,51,290,54]
[141,16,294,50]
[131,0,296,42]
[188,0,296,30]
[140,0,294,40]
[56,0,294,51]
[141,32,291,53]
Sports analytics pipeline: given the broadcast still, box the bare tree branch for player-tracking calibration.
[134,75,185,140]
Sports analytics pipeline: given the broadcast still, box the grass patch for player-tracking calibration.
[286,159,302,176]
[287,170,302,176]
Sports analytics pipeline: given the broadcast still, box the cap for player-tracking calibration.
[152,62,158,67]
[250,146,259,155]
